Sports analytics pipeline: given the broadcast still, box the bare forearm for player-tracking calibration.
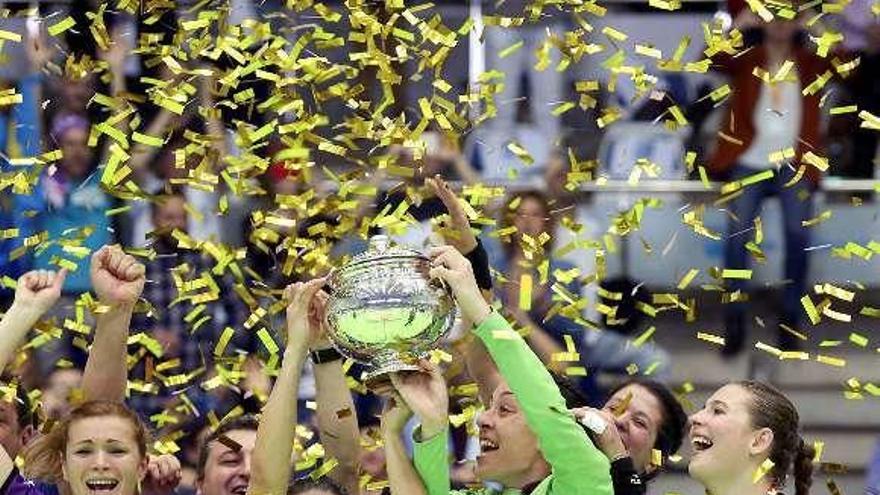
[82,305,134,402]
[0,304,42,374]
[383,428,428,495]
[461,288,501,405]
[248,346,306,495]
[129,116,173,183]
[314,360,360,495]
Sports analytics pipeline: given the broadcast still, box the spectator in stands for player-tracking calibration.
[15,112,113,302]
[835,0,879,179]
[126,66,225,247]
[485,189,670,399]
[483,189,601,398]
[687,381,815,495]
[127,190,250,426]
[40,368,83,420]
[0,28,53,289]
[706,8,854,355]
[542,156,671,380]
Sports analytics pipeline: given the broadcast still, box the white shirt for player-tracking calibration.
[739,73,802,170]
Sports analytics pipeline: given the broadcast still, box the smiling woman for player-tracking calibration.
[688,381,815,495]
[22,401,150,495]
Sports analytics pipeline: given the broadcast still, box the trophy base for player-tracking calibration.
[362,361,423,391]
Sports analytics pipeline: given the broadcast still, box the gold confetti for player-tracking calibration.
[722,269,752,280]
[499,40,525,58]
[632,326,657,347]
[753,458,775,483]
[214,327,234,357]
[697,332,725,346]
[830,105,858,115]
[507,141,534,166]
[601,26,629,42]
[802,210,832,227]
[849,333,869,348]
[816,355,846,367]
[0,30,22,42]
[47,16,76,37]
[801,295,822,325]
[518,274,533,311]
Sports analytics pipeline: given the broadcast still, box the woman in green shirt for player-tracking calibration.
[384,245,613,495]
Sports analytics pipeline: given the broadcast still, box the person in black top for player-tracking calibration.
[571,379,687,495]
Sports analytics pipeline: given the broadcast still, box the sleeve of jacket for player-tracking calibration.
[473,312,612,495]
[413,426,452,495]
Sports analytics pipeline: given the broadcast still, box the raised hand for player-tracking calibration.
[25,27,54,73]
[98,25,132,73]
[571,407,628,461]
[13,269,67,318]
[141,454,182,495]
[309,288,333,349]
[90,245,146,307]
[428,245,490,324]
[390,359,449,439]
[380,390,414,435]
[283,277,328,353]
[426,175,478,255]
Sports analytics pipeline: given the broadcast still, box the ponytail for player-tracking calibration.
[793,437,815,495]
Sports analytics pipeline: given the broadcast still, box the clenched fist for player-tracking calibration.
[13,269,67,317]
[90,245,146,307]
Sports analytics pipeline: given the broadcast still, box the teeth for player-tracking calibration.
[479,439,498,450]
[692,436,713,450]
[86,479,118,491]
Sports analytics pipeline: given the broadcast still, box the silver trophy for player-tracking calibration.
[325,235,457,384]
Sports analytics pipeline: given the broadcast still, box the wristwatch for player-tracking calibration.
[310,347,343,364]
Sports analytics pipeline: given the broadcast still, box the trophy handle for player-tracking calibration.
[428,269,451,295]
[324,267,337,294]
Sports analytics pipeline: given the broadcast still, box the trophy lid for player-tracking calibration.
[347,235,428,265]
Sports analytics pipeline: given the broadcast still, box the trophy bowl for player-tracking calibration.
[325,235,457,384]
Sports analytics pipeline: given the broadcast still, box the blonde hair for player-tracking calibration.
[22,400,149,491]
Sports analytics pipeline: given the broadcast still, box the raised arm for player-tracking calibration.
[0,270,66,373]
[311,292,360,495]
[380,392,429,495]
[390,360,451,495]
[96,27,134,168]
[128,108,176,184]
[429,246,612,495]
[81,245,146,402]
[427,176,501,405]
[247,278,325,495]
